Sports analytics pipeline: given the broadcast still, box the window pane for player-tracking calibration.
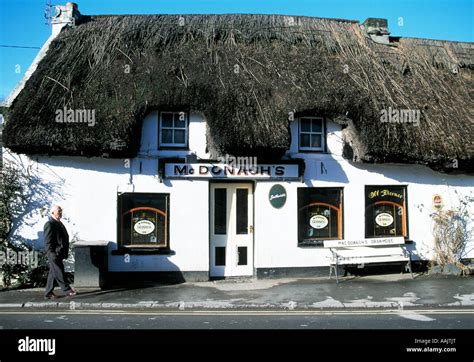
[161,129,173,144]
[305,206,337,239]
[238,247,248,265]
[365,186,406,238]
[301,119,311,132]
[311,134,322,148]
[366,204,404,237]
[297,188,343,245]
[236,188,248,234]
[311,119,322,132]
[118,193,169,248]
[300,133,310,148]
[215,247,225,266]
[161,113,173,127]
[174,113,186,128]
[214,189,227,235]
[174,130,185,144]
[299,188,342,207]
[376,205,395,236]
[131,209,162,245]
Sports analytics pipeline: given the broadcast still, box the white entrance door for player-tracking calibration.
[210,183,254,277]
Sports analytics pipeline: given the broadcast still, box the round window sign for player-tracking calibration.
[269,184,287,209]
[134,220,155,235]
[310,215,328,229]
[375,213,394,227]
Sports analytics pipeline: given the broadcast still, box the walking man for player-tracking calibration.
[44,205,77,299]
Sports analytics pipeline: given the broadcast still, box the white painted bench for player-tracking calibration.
[323,237,413,283]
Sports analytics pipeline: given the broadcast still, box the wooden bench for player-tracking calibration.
[323,237,413,283]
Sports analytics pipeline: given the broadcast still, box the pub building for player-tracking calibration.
[1,3,473,284]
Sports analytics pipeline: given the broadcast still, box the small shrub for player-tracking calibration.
[431,193,473,276]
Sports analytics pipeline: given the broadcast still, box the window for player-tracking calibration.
[118,193,170,248]
[159,111,188,148]
[214,188,227,235]
[215,247,226,266]
[298,188,343,246]
[365,186,407,238]
[236,188,248,234]
[299,117,325,151]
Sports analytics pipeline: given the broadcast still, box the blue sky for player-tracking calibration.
[0,0,472,101]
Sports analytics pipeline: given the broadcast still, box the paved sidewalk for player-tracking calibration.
[0,274,472,311]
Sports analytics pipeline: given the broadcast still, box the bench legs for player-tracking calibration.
[331,261,413,283]
[329,262,340,284]
[406,259,414,279]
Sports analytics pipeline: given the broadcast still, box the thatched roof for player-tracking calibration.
[2,14,473,171]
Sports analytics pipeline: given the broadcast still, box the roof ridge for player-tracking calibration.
[87,13,360,24]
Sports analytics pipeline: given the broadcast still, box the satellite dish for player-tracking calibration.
[54,8,62,18]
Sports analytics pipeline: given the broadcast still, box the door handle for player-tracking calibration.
[249,225,254,233]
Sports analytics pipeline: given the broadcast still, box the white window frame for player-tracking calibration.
[298,116,325,152]
[159,111,188,148]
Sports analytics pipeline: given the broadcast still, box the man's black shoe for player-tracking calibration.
[44,292,58,300]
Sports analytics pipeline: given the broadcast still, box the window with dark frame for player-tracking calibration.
[365,186,407,238]
[298,188,343,246]
[299,117,325,151]
[214,188,227,235]
[236,188,249,234]
[159,111,188,148]
[118,193,170,248]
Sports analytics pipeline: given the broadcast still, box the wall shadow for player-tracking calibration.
[76,241,187,290]
[348,161,474,187]
[2,151,63,253]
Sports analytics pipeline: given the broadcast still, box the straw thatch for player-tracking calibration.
[2,14,473,171]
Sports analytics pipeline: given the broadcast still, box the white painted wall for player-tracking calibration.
[3,114,473,275]
[2,150,210,272]
[2,111,211,273]
[255,162,474,268]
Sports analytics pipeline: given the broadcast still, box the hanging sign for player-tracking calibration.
[432,194,443,210]
[310,215,329,229]
[269,184,287,209]
[375,213,394,227]
[133,220,155,235]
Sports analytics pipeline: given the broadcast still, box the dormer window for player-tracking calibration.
[299,117,325,152]
[159,111,188,148]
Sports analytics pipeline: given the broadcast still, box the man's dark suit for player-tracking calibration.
[44,216,72,297]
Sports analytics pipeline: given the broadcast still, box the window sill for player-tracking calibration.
[298,240,324,247]
[297,149,326,153]
[158,146,189,151]
[112,247,175,256]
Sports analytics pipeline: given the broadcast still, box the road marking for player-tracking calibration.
[0,309,472,317]
[397,311,436,322]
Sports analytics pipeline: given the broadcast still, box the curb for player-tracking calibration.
[0,301,473,311]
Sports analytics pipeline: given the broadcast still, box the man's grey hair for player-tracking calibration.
[50,205,62,215]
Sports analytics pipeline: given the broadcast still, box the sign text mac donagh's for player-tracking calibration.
[324,237,405,248]
[165,163,299,179]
